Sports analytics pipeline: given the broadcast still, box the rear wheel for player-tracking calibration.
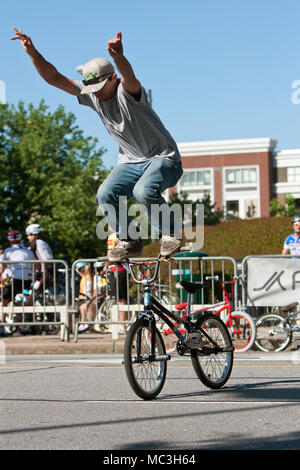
[88,297,112,333]
[124,317,167,400]
[191,314,233,389]
[255,313,291,352]
[225,311,256,352]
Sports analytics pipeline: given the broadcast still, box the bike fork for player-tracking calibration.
[135,316,170,363]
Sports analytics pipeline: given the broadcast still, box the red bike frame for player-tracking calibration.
[163,277,240,336]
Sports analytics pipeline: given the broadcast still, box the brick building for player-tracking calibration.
[274,149,300,210]
[170,137,297,219]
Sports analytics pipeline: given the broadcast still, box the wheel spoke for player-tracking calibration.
[191,314,233,389]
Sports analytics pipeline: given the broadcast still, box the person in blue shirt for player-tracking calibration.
[282,215,300,256]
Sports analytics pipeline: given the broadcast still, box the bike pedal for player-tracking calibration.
[157,253,173,262]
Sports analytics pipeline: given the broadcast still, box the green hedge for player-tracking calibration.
[143,216,293,259]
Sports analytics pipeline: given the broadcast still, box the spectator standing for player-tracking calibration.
[26,223,54,294]
[93,261,107,298]
[75,262,94,333]
[282,216,300,256]
[1,230,36,315]
[107,232,128,334]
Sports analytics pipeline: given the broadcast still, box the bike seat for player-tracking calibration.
[175,302,187,310]
[180,280,204,294]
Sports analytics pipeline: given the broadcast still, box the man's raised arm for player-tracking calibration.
[107,31,141,99]
[10,27,78,96]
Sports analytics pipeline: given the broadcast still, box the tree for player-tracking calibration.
[269,194,296,218]
[0,100,109,260]
[170,191,223,226]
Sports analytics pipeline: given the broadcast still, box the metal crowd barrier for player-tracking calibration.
[70,258,140,341]
[70,256,239,341]
[0,260,69,340]
[4,254,300,343]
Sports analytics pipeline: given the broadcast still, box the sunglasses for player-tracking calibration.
[82,73,113,87]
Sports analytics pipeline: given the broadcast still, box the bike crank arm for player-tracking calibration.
[197,346,234,355]
[128,354,171,363]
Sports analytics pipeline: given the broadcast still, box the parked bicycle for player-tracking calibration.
[2,285,65,336]
[102,258,234,400]
[86,289,113,333]
[164,276,256,352]
[255,303,300,352]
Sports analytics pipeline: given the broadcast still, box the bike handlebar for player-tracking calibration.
[97,257,162,285]
[128,260,160,285]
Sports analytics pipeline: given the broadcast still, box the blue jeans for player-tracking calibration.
[97,158,183,239]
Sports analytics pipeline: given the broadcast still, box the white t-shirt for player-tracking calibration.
[75,80,181,164]
[35,239,53,260]
[2,244,36,280]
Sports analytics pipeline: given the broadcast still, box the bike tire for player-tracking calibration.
[225,311,256,352]
[255,313,292,352]
[124,317,167,400]
[88,297,111,333]
[191,313,233,389]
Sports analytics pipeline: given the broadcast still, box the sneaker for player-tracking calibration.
[160,236,183,258]
[108,238,143,262]
[118,327,127,335]
[78,324,89,333]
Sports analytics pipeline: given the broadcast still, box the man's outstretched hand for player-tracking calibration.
[10,27,35,54]
[107,31,123,59]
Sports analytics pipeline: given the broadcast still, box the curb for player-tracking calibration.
[0,333,126,355]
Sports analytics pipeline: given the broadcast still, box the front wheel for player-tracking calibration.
[225,311,256,352]
[191,314,233,389]
[124,317,167,400]
[255,313,291,352]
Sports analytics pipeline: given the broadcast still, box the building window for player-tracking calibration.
[295,198,300,211]
[226,200,239,216]
[226,168,257,184]
[287,167,300,183]
[181,170,211,187]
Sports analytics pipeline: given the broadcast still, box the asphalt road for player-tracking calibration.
[1,352,300,452]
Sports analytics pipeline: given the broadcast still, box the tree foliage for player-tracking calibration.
[170,191,224,226]
[269,194,296,217]
[0,100,109,260]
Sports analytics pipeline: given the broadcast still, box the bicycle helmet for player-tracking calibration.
[292,215,300,224]
[7,230,22,242]
[26,224,42,236]
[75,261,86,270]
[94,261,105,269]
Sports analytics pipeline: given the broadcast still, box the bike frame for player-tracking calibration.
[127,261,229,359]
[271,310,300,333]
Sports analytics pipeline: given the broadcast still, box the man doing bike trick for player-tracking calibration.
[11,28,183,262]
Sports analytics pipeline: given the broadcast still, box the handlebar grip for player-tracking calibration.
[97,256,109,262]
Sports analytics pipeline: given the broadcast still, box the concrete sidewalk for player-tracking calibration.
[0,332,126,355]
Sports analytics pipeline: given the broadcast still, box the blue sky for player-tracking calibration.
[1,0,300,169]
